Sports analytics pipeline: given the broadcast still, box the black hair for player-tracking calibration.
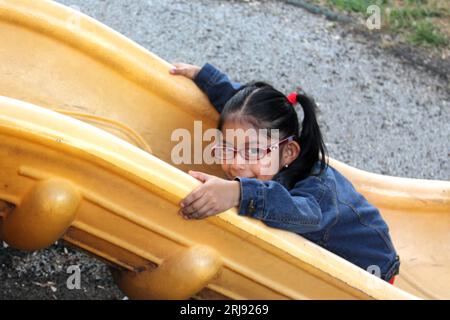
[218,81,328,190]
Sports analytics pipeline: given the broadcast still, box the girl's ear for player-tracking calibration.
[283,141,301,166]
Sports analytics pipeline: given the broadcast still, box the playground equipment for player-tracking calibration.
[0,0,449,299]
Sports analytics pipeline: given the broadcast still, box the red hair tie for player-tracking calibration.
[287,92,297,105]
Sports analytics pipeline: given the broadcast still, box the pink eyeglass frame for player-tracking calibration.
[211,135,296,160]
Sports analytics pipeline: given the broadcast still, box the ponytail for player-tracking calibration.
[278,90,328,189]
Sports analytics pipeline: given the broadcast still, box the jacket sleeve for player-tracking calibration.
[233,177,327,234]
[193,63,242,113]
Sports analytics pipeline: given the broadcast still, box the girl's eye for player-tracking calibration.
[224,148,236,156]
[245,147,265,159]
[213,147,235,159]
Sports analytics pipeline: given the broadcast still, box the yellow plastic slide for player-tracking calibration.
[0,0,449,300]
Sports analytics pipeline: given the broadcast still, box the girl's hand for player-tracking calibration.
[179,170,241,220]
[169,63,201,80]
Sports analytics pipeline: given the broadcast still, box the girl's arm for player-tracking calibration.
[170,63,242,113]
[193,63,242,113]
[179,171,326,234]
[234,177,326,234]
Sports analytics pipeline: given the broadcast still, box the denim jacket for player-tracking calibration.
[193,63,400,282]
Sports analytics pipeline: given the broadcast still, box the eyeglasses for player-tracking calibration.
[211,135,295,161]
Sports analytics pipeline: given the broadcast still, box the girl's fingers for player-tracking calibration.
[201,207,220,219]
[182,195,210,216]
[178,209,192,220]
[180,185,205,208]
[188,170,207,182]
[189,211,206,219]
[188,203,215,220]
[169,67,186,76]
[169,63,194,78]
[169,63,184,74]
[169,63,200,79]
[171,62,185,69]
[189,170,213,183]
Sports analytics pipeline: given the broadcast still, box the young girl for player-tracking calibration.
[170,63,400,284]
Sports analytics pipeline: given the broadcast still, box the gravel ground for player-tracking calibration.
[1,0,449,299]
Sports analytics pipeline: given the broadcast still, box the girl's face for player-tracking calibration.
[219,119,300,181]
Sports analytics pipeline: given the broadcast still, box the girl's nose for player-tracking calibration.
[228,153,246,174]
[233,151,247,167]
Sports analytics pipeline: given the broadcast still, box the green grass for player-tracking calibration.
[408,20,449,46]
[326,0,388,15]
[315,0,450,47]
[388,6,442,29]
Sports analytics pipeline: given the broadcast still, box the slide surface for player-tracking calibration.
[0,0,449,299]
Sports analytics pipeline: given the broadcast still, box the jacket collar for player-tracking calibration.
[272,161,325,189]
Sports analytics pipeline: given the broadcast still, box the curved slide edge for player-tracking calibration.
[0,96,419,300]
